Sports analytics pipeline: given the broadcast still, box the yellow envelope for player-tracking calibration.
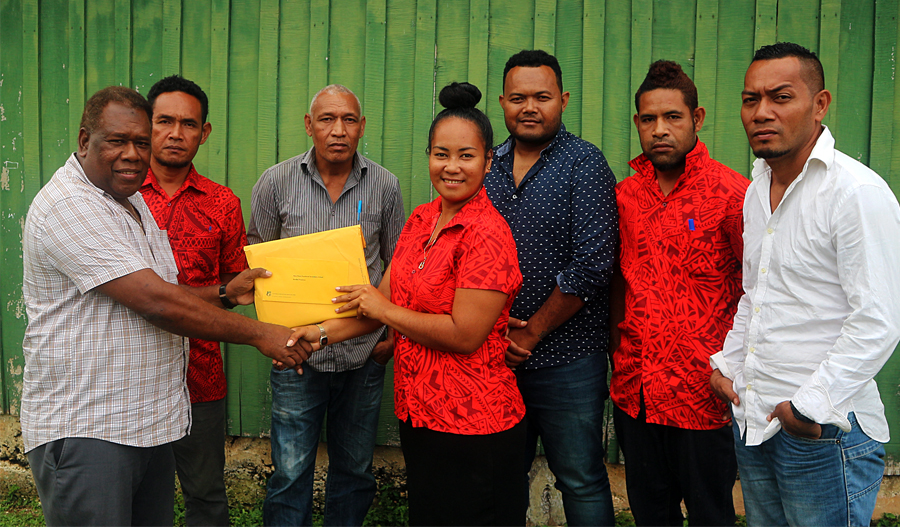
[243,225,369,327]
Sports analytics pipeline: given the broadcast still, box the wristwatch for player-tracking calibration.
[219,283,237,309]
[316,324,328,347]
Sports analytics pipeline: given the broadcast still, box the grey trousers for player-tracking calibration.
[27,437,175,526]
[173,397,230,526]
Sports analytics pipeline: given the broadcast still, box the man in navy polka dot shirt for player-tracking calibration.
[485,49,619,527]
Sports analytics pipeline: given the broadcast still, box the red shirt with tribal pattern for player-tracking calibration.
[391,187,525,435]
[141,167,248,403]
[612,141,749,430]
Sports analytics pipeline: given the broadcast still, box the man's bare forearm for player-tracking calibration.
[517,286,585,347]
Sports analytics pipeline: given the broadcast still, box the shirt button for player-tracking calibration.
[401,335,407,340]
[747,383,752,390]
[767,228,774,234]
[749,347,756,353]
[754,307,760,313]
[662,202,668,207]
[512,194,518,199]
[760,268,767,274]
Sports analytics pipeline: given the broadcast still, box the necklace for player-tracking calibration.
[418,218,441,270]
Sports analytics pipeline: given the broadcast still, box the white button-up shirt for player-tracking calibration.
[711,127,900,446]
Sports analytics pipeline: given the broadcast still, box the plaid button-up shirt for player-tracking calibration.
[21,154,190,452]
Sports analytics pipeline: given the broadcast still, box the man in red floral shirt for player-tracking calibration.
[141,75,248,526]
[610,61,749,526]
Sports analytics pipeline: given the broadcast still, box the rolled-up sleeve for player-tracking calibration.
[556,151,618,301]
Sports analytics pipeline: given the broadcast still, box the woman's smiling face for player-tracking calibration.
[428,116,492,213]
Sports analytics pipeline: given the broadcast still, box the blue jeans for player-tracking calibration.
[263,357,386,526]
[734,412,885,527]
[515,353,615,526]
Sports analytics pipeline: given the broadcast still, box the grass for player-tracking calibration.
[3,485,899,526]
[0,486,43,526]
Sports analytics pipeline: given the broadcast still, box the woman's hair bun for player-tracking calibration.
[438,82,482,110]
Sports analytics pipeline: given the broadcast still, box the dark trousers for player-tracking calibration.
[27,437,175,526]
[173,397,229,526]
[613,404,737,526]
[399,418,528,526]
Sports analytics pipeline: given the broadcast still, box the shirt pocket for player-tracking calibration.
[359,212,381,242]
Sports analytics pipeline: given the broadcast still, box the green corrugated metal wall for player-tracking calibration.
[1,0,898,468]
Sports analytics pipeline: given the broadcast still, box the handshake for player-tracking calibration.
[262,283,394,374]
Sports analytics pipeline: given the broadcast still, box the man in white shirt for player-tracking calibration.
[710,42,900,526]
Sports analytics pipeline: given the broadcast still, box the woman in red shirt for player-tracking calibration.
[289,82,526,526]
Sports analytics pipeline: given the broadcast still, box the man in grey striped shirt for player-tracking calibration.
[249,84,404,527]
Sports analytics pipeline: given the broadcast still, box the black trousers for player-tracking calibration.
[27,437,175,526]
[173,397,229,526]
[613,404,737,526]
[399,418,528,526]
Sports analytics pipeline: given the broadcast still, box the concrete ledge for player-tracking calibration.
[0,415,897,524]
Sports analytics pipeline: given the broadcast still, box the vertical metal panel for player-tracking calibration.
[382,0,417,216]
[39,0,71,174]
[277,1,310,162]
[0,0,30,414]
[180,1,212,176]
[467,0,491,115]
[1,0,899,464]
[556,0,584,137]
[363,0,388,163]
[580,0,607,149]
[693,0,719,156]
[869,0,897,185]
[131,1,162,94]
[712,0,754,176]
[67,1,87,153]
[834,0,875,165]
[600,0,633,178]
[409,0,437,207]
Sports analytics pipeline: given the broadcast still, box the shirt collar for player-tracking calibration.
[628,139,710,185]
[415,186,492,231]
[300,148,368,182]
[142,165,210,196]
[751,125,835,181]
[496,123,568,159]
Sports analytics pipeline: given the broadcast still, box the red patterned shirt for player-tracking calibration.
[391,188,525,435]
[612,141,749,430]
[141,167,248,403]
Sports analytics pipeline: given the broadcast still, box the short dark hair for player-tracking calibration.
[80,86,152,134]
[635,60,698,112]
[752,42,825,93]
[503,49,563,92]
[147,75,210,122]
[427,82,493,155]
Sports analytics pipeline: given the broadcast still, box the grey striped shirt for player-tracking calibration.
[248,148,405,372]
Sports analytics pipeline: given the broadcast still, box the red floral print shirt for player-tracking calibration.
[391,188,525,435]
[612,141,749,430]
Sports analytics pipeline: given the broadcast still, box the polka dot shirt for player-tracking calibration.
[485,124,619,369]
